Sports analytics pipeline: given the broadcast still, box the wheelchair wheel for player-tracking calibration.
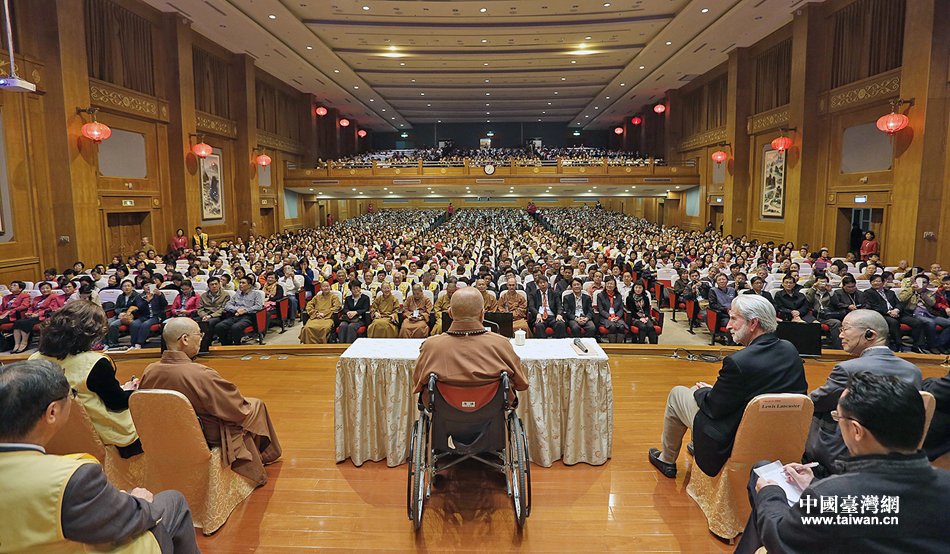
[507,413,529,526]
[408,415,429,529]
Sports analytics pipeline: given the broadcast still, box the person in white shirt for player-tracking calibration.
[278,264,304,323]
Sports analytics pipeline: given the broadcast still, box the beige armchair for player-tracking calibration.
[45,397,145,491]
[129,389,258,535]
[685,394,814,542]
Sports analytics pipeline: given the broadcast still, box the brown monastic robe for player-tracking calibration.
[399,293,433,338]
[498,289,532,337]
[368,293,399,338]
[140,350,282,485]
[430,292,452,335]
[299,292,342,344]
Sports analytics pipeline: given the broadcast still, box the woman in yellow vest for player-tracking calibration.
[29,301,142,458]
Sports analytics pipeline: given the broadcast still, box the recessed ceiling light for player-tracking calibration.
[352,188,357,191]
[585,115,589,117]
[382,109,386,111]
[354,86,359,89]
[603,3,610,6]
[701,8,709,13]
[482,39,488,43]
[639,66,645,69]
[334,69,340,73]
[632,186,636,189]
[411,79,415,82]
[309,188,313,191]
[383,187,387,190]
[484,62,489,66]
[486,93,490,95]
[427,103,431,106]
[485,79,490,82]
[389,191,393,194]
[391,117,395,119]
[620,83,625,86]
[666,41,672,45]
[362,6,369,10]
[480,7,487,12]
[606,96,610,99]
[554,91,558,94]
[369,99,374,101]
[420,93,425,95]
[676,186,680,189]
[268,14,276,19]
[306,46,313,50]
[571,60,576,63]
[585,36,592,40]
[400,62,405,65]
[561,77,566,80]
[486,103,490,106]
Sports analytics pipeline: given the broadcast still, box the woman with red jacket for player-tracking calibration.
[171,280,201,319]
[0,281,32,326]
[11,281,68,353]
[860,230,879,261]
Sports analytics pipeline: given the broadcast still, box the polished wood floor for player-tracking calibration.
[106,350,950,553]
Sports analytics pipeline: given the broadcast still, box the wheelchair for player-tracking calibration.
[407,372,531,529]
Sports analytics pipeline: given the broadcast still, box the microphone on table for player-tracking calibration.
[574,337,588,353]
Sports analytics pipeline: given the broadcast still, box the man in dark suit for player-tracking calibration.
[863,273,927,352]
[648,294,807,478]
[773,274,813,322]
[804,310,922,473]
[735,372,950,554]
[528,276,565,338]
[829,274,865,320]
[0,359,199,553]
[560,278,595,337]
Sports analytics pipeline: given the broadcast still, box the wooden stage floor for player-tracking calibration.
[102,347,949,553]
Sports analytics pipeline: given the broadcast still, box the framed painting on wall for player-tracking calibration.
[761,147,786,218]
[200,153,223,220]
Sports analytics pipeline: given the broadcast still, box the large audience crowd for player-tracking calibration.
[3,206,948,354]
[329,147,661,168]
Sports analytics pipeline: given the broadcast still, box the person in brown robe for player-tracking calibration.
[476,278,498,312]
[299,281,342,344]
[497,275,531,337]
[413,287,528,399]
[399,284,432,338]
[368,282,399,338]
[430,279,457,336]
[139,317,282,486]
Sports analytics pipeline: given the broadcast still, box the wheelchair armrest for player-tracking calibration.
[427,373,437,412]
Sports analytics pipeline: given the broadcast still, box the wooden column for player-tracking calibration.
[786,4,825,249]
[232,55,261,240]
[35,0,100,268]
[162,14,201,237]
[300,94,318,165]
[892,0,950,263]
[723,47,753,237]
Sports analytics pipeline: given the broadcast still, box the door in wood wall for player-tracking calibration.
[260,208,275,237]
[105,212,150,259]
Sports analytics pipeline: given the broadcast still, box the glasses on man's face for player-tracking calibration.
[179,332,205,341]
[57,388,78,402]
[831,410,863,426]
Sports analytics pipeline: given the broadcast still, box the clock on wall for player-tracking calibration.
[484,164,495,175]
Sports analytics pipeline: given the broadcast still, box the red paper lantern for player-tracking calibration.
[315,106,328,116]
[653,104,666,114]
[192,142,213,159]
[876,112,908,136]
[256,154,272,167]
[770,136,793,152]
[614,127,624,135]
[631,117,642,125]
[81,121,112,143]
[358,129,367,138]
[339,118,350,127]
[711,151,728,165]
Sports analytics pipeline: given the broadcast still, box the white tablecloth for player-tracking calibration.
[334,338,612,467]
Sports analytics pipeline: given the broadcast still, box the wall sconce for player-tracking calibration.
[189,133,212,158]
[770,127,797,152]
[77,107,111,143]
[877,98,913,137]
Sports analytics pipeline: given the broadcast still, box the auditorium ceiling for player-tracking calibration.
[284,183,698,199]
[143,0,813,131]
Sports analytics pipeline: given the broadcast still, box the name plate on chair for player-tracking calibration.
[758,398,804,411]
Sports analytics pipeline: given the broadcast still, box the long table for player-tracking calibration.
[334,338,612,467]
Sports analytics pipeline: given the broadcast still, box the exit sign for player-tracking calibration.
[122,200,134,207]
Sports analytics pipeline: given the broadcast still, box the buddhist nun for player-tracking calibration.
[368,282,400,338]
[299,281,342,344]
[399,284,433,338]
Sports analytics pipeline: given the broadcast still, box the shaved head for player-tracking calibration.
[449,287,484,322]
[162,317,200,350]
